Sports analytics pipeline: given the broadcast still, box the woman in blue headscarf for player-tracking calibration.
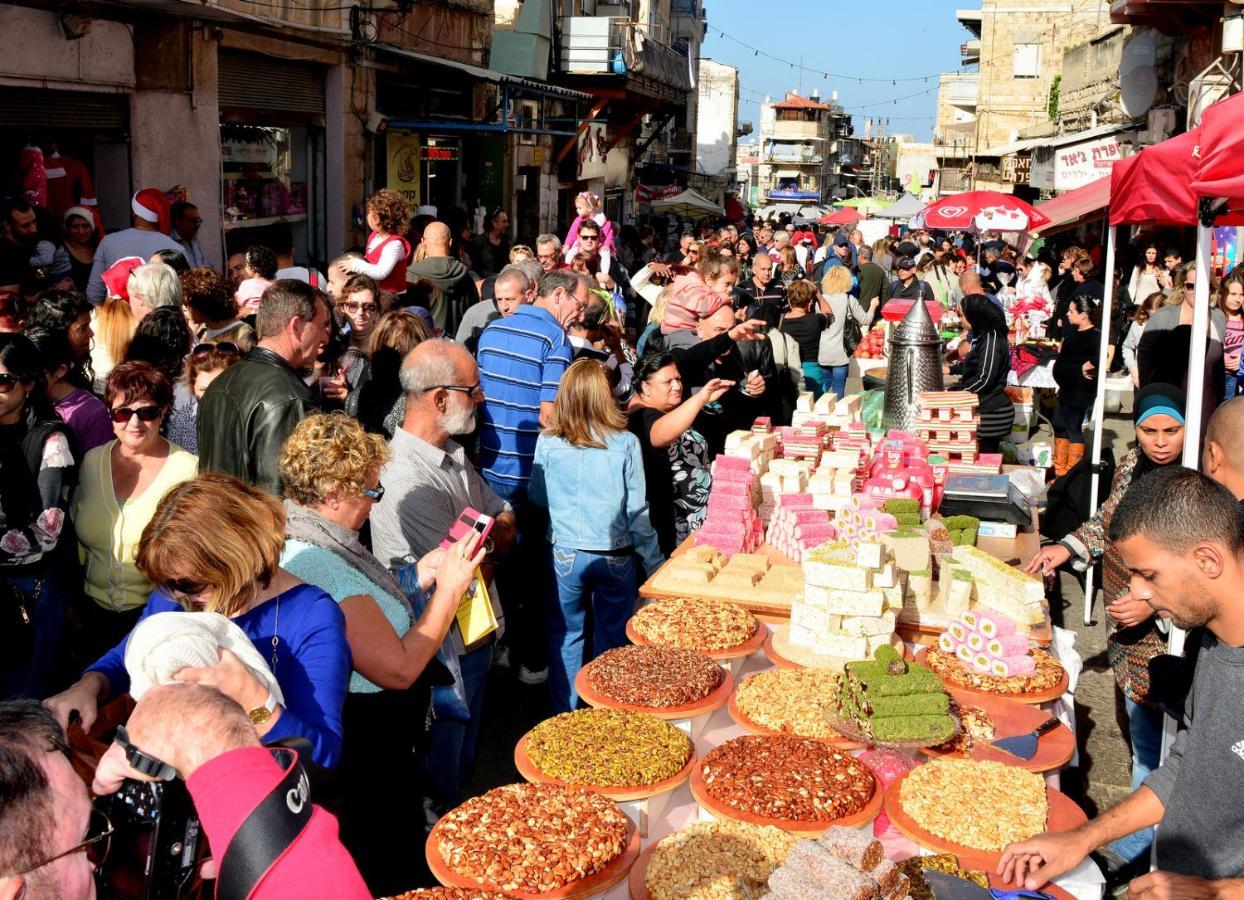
[1025,383,1186,870]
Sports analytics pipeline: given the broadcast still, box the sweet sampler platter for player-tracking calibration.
[914,646,1069,706]
[574,646,734,721]
[921,689,1076,772]
[624,598,766,663]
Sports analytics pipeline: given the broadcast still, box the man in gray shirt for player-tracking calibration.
[1000,467,1244,895]
[369,338,515,816]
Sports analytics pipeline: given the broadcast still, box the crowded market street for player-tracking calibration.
[3,1,1244,899]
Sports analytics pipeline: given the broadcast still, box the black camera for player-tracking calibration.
[95,779,204,900]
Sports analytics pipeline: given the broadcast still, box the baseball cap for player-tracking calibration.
[833,233,851,247]
[896,241,919,257]
[895,256,917,270]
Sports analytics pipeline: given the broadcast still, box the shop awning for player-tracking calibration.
[1030,176,1110,235]
[1189,90,1244,210]
[375,43,592,101]
[1109,129,1199,226]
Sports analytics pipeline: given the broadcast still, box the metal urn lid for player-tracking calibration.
[891,294,941,346]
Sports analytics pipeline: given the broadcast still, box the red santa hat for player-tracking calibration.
[102,256,145,301]
[131,189,171,234]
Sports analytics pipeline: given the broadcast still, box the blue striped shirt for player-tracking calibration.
[476,304,572,486]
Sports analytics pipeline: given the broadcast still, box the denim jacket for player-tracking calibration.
[529,429,665,575]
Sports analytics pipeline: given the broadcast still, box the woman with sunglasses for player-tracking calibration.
[277,412,483,891]
[0,333,77,697]
[1136,261,1228,413]
[124,306,196,452]
[68,362,198,667]
[182,267,255,352]
[320,274,379,415]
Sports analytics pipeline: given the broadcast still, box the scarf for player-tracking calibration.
[282,500,413,620]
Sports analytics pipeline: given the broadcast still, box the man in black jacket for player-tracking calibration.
[197,279,331,494]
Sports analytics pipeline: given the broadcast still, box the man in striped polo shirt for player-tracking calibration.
[476,268,588,683]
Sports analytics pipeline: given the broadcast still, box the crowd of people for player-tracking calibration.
[1,183,1243,897]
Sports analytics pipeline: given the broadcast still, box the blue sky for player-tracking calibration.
[700,1,972,142]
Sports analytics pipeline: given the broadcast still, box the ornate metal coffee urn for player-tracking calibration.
[882,297,945,433]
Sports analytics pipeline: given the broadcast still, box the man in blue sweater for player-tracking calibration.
[1000,467,1244,897]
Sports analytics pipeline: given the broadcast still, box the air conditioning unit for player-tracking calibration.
[1146,107,1177,143]
[1188,64,1236,128]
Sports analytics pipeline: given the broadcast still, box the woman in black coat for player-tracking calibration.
[949,294,1014,453]
[1051,294,1102,476]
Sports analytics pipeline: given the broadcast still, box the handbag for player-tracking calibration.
[842,312,864,358]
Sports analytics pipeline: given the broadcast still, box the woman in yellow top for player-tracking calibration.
[69,361,197,668]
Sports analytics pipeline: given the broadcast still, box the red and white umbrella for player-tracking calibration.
[912,191,1051,232]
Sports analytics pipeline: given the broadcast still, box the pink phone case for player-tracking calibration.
[440,507,494,550]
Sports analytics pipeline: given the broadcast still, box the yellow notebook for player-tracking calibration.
[455,569,498,645]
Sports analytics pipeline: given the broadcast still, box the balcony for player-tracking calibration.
[960,39,980,66]
[559,16,693,93]
[942,73,978,108]
[956,8,982,37]
[764,142,824,165]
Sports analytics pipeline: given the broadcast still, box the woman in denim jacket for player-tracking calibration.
[530,359,664,711]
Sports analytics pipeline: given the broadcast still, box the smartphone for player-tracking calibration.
[440,507,494,550]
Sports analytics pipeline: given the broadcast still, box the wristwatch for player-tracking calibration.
[247,691,278,726]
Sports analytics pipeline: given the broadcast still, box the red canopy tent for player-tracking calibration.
[818,207,862,226]
[1189,91,1244,207]
[1108,128,1201,227]
[1030,176,1110,236]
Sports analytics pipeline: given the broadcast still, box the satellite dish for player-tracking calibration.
[1120,65,1159,118]
[1120,32,1157,77]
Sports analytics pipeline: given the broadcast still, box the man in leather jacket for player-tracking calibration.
[197,279,331,494]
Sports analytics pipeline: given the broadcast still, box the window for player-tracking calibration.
[1013,43,1040,79]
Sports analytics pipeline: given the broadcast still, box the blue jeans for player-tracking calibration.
[1,572,66,699]
[1226,371,1240,400]
[548,546,637,713]
[800,361,824,398]
[486,478,551,672]
[820,364,849,399]
[423,642,492,813]
[1109,697,1164,863]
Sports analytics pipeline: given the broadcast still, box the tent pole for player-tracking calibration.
[1160,220,1213,764]
[1084,223,1117,626]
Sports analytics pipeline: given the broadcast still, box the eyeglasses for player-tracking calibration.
[427,383,483,399]
[0,373,32,392]
[579,233,600,242]
[340,301,378,315]
[163,578,207,599]
[1184,283,1196,290]
[24,807,113,872]
[192,341,240,358]
[361,483,385,501]
[111,405,162,424]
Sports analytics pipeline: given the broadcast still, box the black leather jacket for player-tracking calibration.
[196,347,310,495]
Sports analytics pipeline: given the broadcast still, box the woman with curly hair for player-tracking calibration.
[278,412,482,892]
[182,267,254,351]
[345,189,412,295]
[233,245,278,315]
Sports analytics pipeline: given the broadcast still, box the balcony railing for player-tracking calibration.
[559,16,693,92]
[765,153,824,164]
[944,75,978,107]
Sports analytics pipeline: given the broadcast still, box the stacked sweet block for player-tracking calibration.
[833,421,873,456]
[949,545,1046,627]
[647,544,725,594]
[758,458,815,519]
[947,452,1004,476]
[836,495,898,546]
[696,457,763,556]
[835,645,955,743]
[863,433,936,515]
[805,448,862,514]
[648,546,803,611]
[915,391,980,464]
[791,539,902,659]
[781,421,829,464]
[765,494,837,562]
[938,610,1035,677]
[721,428,778,474]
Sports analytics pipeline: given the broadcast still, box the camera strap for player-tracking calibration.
[215,748,312,900]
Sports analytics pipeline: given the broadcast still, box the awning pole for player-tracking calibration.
[1161,219,1213,764]
[1083,223,1117,625]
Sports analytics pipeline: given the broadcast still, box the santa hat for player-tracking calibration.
[131,189,171,234]
[102,257,145,301]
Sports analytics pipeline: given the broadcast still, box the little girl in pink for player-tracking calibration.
[562,192,615,269]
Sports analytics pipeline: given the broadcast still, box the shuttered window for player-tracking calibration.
[218,51,324,114]
[0,88,128,130]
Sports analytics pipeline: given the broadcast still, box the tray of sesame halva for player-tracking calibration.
[883,758,1087,871]
[574,645,733,719]
[513,709,697,803]
[763,623,911,671]
[726,667,863,748]
[638,537,803,619]
[626,820,801,900]
[426,782,640,899]
[915,645,1068,705]
[689,734,882,836]
[626,597,765,661]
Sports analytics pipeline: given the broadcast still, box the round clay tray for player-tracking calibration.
[575,662,734,721]
[426,812,640,899]
[824,710,961,752]
[514,730,697,802]
[913,646,1070,706]
[688,751,883,837]
[725,686,864,750]
[626,840,785,900]
[764,624,911,671]
[625,617,766,661]
[882,769,1087,871]
[920,689,1076,773]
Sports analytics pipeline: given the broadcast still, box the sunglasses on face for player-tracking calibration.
[111,405,162,424]
[361,483,384,501]
[163,578,206,598]
[427,383,484,399]
[192,341,240,358]
[341,301,378,315]
[1185,283,1196,290]
[0,373,33,392]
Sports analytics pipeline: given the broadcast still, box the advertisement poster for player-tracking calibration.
[1213,226,1239,278]
[576,122,609,181]
[1054,135,1130,191]
[386,132,421,206]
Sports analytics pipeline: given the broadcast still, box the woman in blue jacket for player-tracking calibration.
[530,358,664,712]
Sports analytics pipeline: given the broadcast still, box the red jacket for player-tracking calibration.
[187,747,371,899]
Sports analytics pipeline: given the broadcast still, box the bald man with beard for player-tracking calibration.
[407,221,479,335]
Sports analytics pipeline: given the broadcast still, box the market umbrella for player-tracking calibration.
[875,193,925,220]
[649,188,726,219]
[818,207,862,226]
[913,191,1050,232]
[838,197,888,213]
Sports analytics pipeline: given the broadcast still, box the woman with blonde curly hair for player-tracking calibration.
[278,412,483,892]
[344,189,412,295]
[46,472,351,771]
[819,263,878,398]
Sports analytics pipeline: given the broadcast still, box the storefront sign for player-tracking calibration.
[1001,153,1032,185]
[386,132,421,205]
[1054,135,1129,191]
[576,121,609,181]
[634,183,681,205]
[421,146,460,162]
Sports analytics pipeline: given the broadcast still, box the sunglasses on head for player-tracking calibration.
[192,341,240,358]
[111,405,162,424]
